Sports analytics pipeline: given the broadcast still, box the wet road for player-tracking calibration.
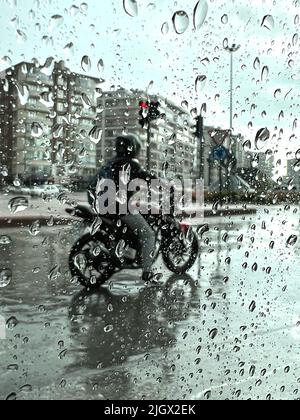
[1,205,300,400]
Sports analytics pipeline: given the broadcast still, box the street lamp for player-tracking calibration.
[224,43,241,130]
[224,43,241,196]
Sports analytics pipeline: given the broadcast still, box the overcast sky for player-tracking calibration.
[0,0,299,164]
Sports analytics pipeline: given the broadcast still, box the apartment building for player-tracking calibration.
[0,60,99,184]
[286,159,300,190]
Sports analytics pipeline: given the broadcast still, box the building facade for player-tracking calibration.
[193,128,255,192]
[287,159,300,191]
[257,152,275,180]
[96,89,197,180]
[0,60,99,185]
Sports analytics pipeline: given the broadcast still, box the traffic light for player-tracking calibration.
[148,101,161,121]
[138,100,161,128]
[139,100,149,128]
[193,115,203,139]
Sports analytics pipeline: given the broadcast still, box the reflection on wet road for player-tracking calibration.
[1,206,300,400]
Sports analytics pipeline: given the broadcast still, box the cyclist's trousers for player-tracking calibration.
[121,213,156,273]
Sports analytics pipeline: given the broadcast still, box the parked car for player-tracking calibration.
[7,185,32,195]
[57,185,70,193]
[31,184,61,198]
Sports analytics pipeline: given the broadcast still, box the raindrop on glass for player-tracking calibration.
[253,57,260,70]
[6,316,18,329]
[243,140,251,152]
[104,324,114,333]
[255,128,270,150]
[293,118,298,131]
[97,59,104,72]
[172,11,190,34]
[90,217,102,236]
[261,15,275,30]
[40,57,55,76]
[8,197,28,214]
[223,37,229,49]
[293,160,300,172]
[261,65,269,82]
[31,122,43,138]
[292,33,299,46]
[59,350,67,360]
[40,91,54,108]
[48,265,61,281]
[123,0,138,17]
[162,161,169,178]
[7,364,19,371]
[204,390,211,399]
[221,14,228,24]
[0,268,12,288]
[120,164,131,185]
[29,221,40,237]
[64,42,74,56]
[249,365,256,377]
[193,0,208,30]
[249,301,256,312]
[161,22,169,35]
[6,393,17,401]
[15,82,29,105]
[50,15,64,31]
[19,384,33,393]
[274,88,281,99]
[81,55,91,72]
[70,5,80,16]
[237,234,244,243]
[287,235,297,247]
[89,126,103,144]
[0,235,12,245]
[116,240,126,258]
[222,232,228,242]
[195,75,207,94]
[16,29,27,43]
[80,3,88,13]
[209,328,218,339]
[205,289,212,298]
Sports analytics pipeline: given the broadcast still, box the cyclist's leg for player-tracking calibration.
[121,213,156,274]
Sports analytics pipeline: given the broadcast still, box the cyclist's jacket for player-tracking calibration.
[88,156,156,209]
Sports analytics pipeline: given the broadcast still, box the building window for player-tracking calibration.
[57,103,65,112]
[28,98,37,106]
[57,90,64,99]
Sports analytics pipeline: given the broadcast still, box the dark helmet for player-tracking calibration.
[115,134,141,158]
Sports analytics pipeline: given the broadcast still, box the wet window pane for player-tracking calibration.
[0,0,299,401]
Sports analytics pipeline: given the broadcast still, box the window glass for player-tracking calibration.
[0,0,299,402]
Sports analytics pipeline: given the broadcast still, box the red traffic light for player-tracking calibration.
[139,101,149,109]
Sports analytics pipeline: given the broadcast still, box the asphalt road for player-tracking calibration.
[1,205,300,400]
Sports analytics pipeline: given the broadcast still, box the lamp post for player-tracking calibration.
[224,43,241,131]
[224,43,241,195]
